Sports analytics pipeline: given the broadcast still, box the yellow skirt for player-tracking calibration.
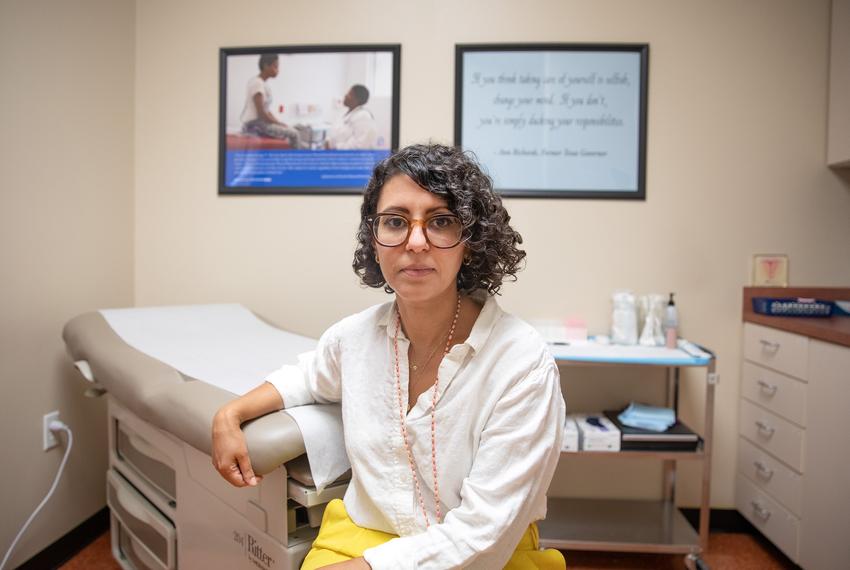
[301,499,566,569]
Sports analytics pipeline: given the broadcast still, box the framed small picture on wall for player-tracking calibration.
[752,254,789,287]
[455,43,649,199]
[219,44,401,195]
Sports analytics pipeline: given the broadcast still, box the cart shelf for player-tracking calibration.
[562,446,705,461]
[539,498,700,555]
[546,340,716,569]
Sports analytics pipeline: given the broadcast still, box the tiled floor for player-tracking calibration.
[564,533,798,569]
[59,533,118,570]
[60,530,798,569]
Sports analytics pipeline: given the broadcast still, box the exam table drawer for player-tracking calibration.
[736,473,800,563]
[107,470,176,570]
[743,323,808,380]
[739,399,805,472]
[738,436,803,517]
[741,362,807,427]
[116,519,169,570]
[115,420,177,503]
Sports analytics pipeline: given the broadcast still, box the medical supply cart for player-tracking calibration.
[538,342,717,570]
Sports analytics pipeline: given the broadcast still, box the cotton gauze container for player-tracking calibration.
[639,293,666,346]
[611,290,638,345]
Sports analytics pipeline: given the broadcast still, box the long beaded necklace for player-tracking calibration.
[392,295,461,527]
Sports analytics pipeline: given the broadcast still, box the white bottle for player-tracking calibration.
[664,292,678,349]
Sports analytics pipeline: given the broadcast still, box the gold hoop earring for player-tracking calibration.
[463,253,472,265]
[374,252,380,264]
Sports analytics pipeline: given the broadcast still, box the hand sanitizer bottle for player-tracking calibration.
[664,293,678,349]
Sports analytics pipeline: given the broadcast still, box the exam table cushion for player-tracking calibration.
[62,311,306,474]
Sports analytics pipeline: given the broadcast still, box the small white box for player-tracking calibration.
[575,413,621,452]
[562,417,579,452]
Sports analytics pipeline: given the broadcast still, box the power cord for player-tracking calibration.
[0,421,73,570]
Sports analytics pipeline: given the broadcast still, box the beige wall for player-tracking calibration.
[0,0,134,565]
[134,0,850,508]
[3,1,849,561]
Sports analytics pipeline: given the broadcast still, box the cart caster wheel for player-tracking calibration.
[684,553,709,570]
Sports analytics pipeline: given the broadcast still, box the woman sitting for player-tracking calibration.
[212,143,566,569]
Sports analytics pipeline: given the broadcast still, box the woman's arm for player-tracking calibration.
[211,382,283,487]
[212,322,344,488]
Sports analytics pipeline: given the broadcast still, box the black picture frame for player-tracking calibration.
[455,43,649,199]
[219,44,401,195]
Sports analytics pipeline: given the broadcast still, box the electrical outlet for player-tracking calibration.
[43,411,60,451]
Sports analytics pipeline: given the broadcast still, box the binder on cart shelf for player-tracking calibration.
[603,410,700,452]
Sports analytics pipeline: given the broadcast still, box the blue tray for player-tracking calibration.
[752,297,834,317]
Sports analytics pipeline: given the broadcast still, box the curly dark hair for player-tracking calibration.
[352,144,526,295]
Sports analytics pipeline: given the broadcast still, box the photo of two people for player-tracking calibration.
[220,46,399,193]
[224,50,395,152]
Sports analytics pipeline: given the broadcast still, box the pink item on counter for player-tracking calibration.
[564,317,588,342]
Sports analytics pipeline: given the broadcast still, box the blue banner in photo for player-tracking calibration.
[225,149,390,189]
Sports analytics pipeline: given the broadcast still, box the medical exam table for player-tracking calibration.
[62,305,348,570]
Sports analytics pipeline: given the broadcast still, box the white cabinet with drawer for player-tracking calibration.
[798,340,850,569]
[738,321,850,569]
[743,322,809,380]
[737,436,803,516]
[740,361,807,427]
[739,399,805,472]
[736,473,801,562]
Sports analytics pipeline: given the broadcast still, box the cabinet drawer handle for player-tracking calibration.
[755,420,775,437]
[759,339,780,353]
[750,500,771,521]
[753,460,774,480]
[756,380,777,396]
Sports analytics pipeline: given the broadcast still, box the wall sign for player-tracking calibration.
[455,44,649,199]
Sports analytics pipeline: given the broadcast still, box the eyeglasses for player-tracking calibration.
[368,213,466,248]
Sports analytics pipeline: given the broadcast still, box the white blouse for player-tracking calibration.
[266,293,565,569]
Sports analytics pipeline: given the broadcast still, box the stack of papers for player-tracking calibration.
[618,402,675,432]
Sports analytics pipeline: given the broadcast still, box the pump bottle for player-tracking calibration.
[664,292,679,349]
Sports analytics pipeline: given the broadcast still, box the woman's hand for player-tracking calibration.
[211,408,261,487]
[210,382,283,487]
[319,557,372,569]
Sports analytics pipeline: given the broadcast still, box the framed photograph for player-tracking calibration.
[219,44,400,195]
[455,44,649,199]
[752,254,789,287]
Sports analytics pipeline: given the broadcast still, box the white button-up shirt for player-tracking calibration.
[266,293,565,569]
[326,105,378,149]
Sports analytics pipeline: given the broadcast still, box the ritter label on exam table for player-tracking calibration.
[233,528,277,570]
